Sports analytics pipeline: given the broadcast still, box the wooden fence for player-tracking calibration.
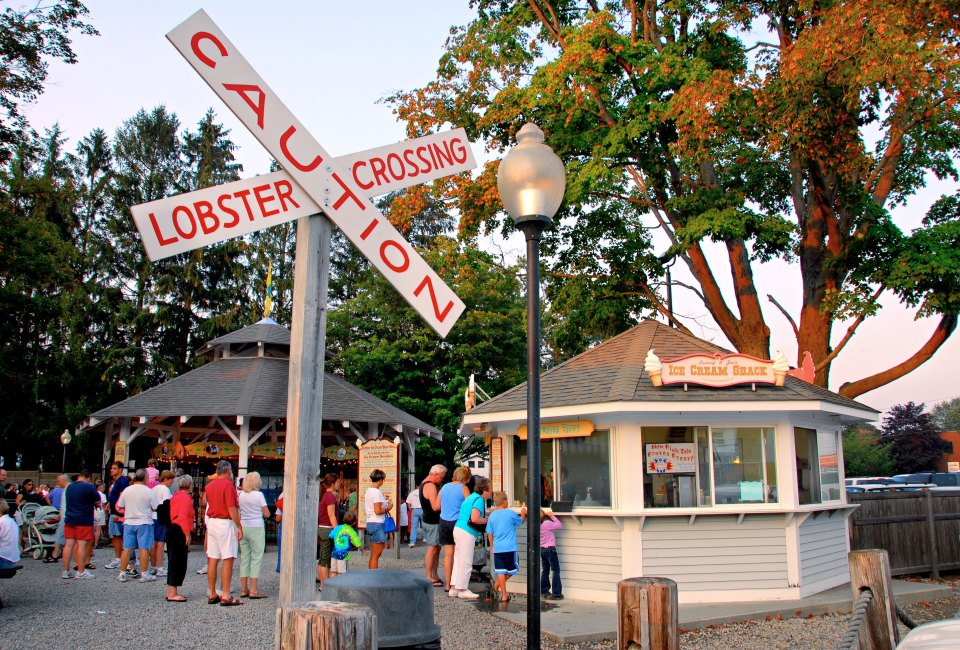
[848,491,960,577]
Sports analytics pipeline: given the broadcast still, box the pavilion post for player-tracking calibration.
[279,213,331,605]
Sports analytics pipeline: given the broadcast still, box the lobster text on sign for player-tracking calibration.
[131,129,475,261]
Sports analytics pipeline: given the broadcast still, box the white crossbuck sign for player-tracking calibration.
[135,10,471,338]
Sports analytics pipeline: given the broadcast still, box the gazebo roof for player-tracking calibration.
[195,317,291,356]
[465,320,877,416]
[84,341,441,436]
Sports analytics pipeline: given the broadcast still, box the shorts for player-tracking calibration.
[94,509,106,526]
[317,526,334,567]
[438,519,456,546]
[421,521,440,547]
[64,524,94,542]
[122,523,153,550]
[366,522,386,544]
[54,521,65,546]
[205,517,239,560]
[153,520,166,542]
[331,557,348,574]
[109,518,123,538]
[494,551,520,576]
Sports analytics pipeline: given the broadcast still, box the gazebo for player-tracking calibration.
[77,318,440,483]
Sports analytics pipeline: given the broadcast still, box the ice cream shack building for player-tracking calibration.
[460,320,877,604]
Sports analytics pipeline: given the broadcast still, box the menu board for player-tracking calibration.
[490,437,503,492]
[645,443,697,474]
[357,438,399,529]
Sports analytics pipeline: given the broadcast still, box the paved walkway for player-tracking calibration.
[491,580,954,644]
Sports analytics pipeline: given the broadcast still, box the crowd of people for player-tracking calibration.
[2,460,568,607]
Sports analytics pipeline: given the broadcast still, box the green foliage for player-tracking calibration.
[930,397,960,432]
[0,1,96,160]
[881,402,951,474]
[842,427,895,477]
[327,233,526,477]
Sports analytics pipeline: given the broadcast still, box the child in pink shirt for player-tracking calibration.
[145,459,160,489]
[540,509,563,600]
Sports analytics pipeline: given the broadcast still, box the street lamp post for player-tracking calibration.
[497,123,565,649]
[60,429,72,473]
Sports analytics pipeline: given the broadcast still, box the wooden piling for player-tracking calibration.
[618,577,679,650]
[275,601,377,650]
[848,549,899,650]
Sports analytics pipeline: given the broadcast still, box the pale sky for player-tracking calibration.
[23,1,960,420]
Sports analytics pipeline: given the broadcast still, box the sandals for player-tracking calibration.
[207,595,221,605]
[43,557,60,564]
[431,580,444,587]
[166,596,188,602]
[239,592,250,598]
[220,596,244,606]
[247,593,267,599]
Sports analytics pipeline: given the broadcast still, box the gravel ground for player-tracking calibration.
[2,544,957,650]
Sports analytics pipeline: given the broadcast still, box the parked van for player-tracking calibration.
[891,472,960,487]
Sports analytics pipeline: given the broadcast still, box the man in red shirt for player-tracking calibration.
[204,460,243,606]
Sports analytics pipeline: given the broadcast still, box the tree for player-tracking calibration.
[389,0,960,396]
[842,426,894,477]
[930,397,960,432]
[0,1,96,160]
[881,402,950,473]
[327,234,527,477]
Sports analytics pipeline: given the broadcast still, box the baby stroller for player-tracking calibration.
[20,504,59,560]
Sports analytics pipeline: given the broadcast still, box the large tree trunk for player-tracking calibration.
[839,314,958,398]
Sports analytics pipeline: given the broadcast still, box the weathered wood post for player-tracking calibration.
[618,577,679,650]
[924,490,940,579]
[275,601,377,650]
[848,549,899,650]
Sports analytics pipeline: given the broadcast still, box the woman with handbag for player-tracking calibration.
[449,478,491,599]
[363,469,392,569]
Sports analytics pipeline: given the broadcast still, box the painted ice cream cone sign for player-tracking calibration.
[645,350,786,388]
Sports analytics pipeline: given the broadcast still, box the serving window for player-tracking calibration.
[795,427,841,504]
[512,430,612,509]
[643,426,779,508]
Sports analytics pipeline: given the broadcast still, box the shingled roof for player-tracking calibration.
[86,321,441,435]
[465,320,877,416]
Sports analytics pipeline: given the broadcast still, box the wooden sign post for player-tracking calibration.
[129,9,475,609]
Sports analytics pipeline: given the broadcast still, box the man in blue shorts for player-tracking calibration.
[115,469,159,583]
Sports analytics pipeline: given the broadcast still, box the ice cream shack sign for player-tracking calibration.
[644,350,789,388]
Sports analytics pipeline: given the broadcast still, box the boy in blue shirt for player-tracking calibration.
[485,492,526,603]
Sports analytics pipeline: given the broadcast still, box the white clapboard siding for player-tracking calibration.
[641,515,788,591]
[799,514,848,586]
[515,518,622,594]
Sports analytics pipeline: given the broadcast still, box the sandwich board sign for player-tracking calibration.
[163,9,467,338]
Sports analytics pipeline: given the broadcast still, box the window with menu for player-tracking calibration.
[512,431,612,509]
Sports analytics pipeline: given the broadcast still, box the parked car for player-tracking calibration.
[846,483,933,494]
[845,477,895,487]
[891,472,960,487]
[897,617,960,649]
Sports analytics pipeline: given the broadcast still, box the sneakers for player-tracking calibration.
[544,593,564,600]
[155,567,168,577]
[147,567,157,576]
[105,558,120,569]
[139,573,157,583]
[117,572,128,583]
[408,543,415,548]
[61,570,74,580]
[196,566,208,574]
[447,589,460,598]
[75,570,95,580]
[124,568,141,578]
[457,589,480,600]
